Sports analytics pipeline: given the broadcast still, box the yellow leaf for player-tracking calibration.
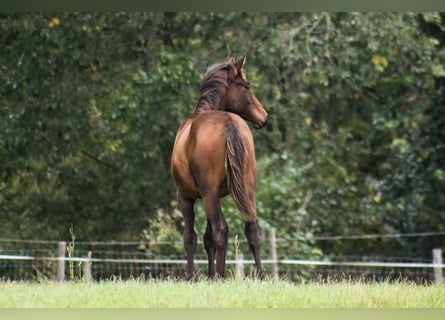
[371,55,388,67]
[305,117,312,126]
[48,17,60,28]
[373,194,381,203]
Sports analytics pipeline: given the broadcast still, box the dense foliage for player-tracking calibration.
[1,13,444,260]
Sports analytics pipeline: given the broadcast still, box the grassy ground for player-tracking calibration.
[1,278,445,308]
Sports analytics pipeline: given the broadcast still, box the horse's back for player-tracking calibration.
[171,111,254,199]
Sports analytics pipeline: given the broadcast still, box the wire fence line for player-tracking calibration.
[313,230,445,240]
[0,234,444,283]
[0,252,443,283]
[2,230,445,244]
[1,255,444,268]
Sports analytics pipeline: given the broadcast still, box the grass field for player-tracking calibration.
[1,278,445,308]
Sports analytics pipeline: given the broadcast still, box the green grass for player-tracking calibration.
[1,278,445,308]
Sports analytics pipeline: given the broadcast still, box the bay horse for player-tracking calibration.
[170,55,268,280]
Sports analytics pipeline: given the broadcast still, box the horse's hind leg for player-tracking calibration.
[202,194,228,279]
[245,221,264,279]
[178,192,197,280]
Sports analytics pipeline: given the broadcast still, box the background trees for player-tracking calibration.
[1,12,444,260]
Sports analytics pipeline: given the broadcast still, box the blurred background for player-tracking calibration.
[1,12,444,280]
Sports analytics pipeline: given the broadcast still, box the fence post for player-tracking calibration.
[82,251,92,282]
[57,241,66,281]
[433,248,443,284]
[269,228,278,279]
[236,253,244,278]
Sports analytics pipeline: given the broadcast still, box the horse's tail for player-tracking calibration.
[226,123,256,222]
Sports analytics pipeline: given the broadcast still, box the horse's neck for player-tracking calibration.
[194,81,226,113]
[194,97,223,113]
[194,105,218,114]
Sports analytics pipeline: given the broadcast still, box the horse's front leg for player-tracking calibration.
[204,220,216,278]
[203,194,228,279]
[178,192,197,280]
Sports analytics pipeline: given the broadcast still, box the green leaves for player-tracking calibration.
[1,13,445,262]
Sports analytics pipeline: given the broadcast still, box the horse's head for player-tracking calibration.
[222,55,268,129]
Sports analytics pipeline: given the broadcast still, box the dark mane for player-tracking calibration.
[195,63,228,112]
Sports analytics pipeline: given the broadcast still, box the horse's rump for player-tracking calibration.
[172,111,257,222]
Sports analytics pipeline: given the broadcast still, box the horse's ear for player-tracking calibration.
[234,55,246,73]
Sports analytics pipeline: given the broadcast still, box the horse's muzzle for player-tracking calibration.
[253,118,267,129]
